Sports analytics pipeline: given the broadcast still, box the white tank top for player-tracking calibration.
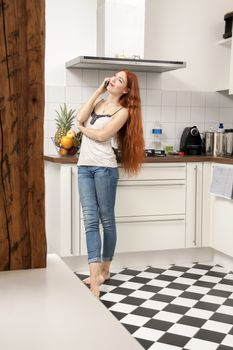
[77,106,123,168]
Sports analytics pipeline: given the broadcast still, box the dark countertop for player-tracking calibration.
[44,154,233,165]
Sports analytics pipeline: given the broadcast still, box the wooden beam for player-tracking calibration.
[0,0,47,270]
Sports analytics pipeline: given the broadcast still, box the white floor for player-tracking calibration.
[0,255,141,350]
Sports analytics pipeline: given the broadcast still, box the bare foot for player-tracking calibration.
[90,275,105,298]
[83,272,110,285]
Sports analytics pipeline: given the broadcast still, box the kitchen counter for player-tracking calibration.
[44,154,233,165]
[0,255,142,350]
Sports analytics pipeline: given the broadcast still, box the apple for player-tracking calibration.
[66,130,76,139]
[59,147,68,156]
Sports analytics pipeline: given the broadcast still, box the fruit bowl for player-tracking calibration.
[51,137,80,157]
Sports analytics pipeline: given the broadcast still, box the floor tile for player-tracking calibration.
[221,334,233,347]
[217,305,233,316]
[100,292,126,303]
[211,312,233,325]
[129,290,155,300]
[178,315,206,328]
[150,293,175,303]
[157,332,190,347]
[110,273,134,281]
[185,307,214,319]
[76,263,233,350]
[194,300,221,312]
[202,320,233,334]
[141,299,168,311]
[144,318,173,332]
[194,328,226,343]
[119,281,144,290]
[168,323,199,337]
[136,337,154,350]
[158,287,184,297]
[133,327,164,342]
[120,296,145,306]
[200,294,227,305]
[131,307,159,318]
[185,337,219,350]
[170,296,197,308]
[153,310,183,323]
[149,343,182,350]
[121,313,150,327]
[137,271,160,279]
[109,302,138,314]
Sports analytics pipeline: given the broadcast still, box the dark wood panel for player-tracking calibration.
[0,0,46,270]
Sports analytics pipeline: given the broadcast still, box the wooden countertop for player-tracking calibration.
[44,154,233,165]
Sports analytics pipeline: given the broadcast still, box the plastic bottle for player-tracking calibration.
[152,122,162,150]
[218,123,224,132]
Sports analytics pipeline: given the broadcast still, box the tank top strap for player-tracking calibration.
[110,106,124,117]
[94,98,104,110]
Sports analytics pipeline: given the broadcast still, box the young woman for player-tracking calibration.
[76,70,144,298]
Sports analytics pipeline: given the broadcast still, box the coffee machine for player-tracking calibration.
[180,126,202,155]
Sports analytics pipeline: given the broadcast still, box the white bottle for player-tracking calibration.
[152,122,162,150]
[218,123,224,132]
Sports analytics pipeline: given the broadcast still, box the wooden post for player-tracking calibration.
[0,0,47,270]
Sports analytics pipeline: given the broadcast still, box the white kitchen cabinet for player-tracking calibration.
[216,35,233,94]
[202,162,212,247]
[80,215,185,255]
[209,163,233,258]
[216,38,232,92]
[80,163,187,255]
[45,161,207,258]
[185,163,203,248]
[45,162,80,257]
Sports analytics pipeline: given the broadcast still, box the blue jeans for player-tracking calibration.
[78,166,119,264]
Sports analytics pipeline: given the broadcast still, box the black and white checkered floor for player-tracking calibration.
[76,263,233,350]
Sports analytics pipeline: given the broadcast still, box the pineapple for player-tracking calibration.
[54,103,76,146]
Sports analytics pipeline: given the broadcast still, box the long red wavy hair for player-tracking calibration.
[117,70,144,175]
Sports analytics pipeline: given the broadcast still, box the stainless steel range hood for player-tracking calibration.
[65,56,186,73]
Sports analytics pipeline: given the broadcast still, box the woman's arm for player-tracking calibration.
[76,79,108,123]
[78,108,128,142]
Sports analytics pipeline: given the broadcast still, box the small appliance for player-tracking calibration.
[223,11,233,39]
[180,126,202,155]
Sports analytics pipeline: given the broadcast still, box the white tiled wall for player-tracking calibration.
[44,70,233,154]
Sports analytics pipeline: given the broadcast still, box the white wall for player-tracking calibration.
[144,0,233,91]
[104,0,145,58]
[45,0,97,86]
[44,0,233,155]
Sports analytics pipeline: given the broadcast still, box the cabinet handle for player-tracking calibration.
[116,218,185,224]
[119,181,185,187]
[193,165,197,246]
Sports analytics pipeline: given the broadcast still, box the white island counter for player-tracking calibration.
[0,254,142,350]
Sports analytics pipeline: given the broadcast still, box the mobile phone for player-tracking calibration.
[104,80,110,88]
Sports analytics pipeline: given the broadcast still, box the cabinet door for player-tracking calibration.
[229,37,233,94]
[186,163,203,248]
[80,215,185,255]
[119,163,186,181]
[115,180,186,217]
[211,196,233,257]
[210,163,233,257]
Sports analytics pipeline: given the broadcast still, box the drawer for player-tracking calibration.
[115,181,186,217]
[80,215,185,255]
[119,163,186,181]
